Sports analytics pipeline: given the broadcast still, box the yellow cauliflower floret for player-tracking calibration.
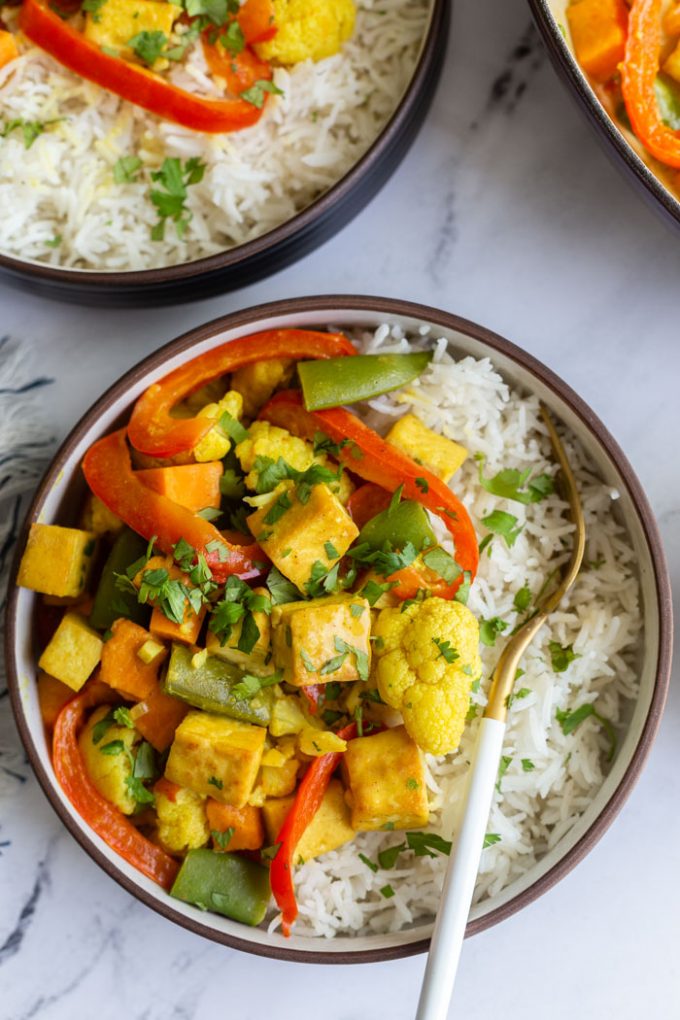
[155,786,210,854]
[78,706,138,815]
[193,390,243,463]
[372,598,481,755]
[255,0,355,65]
[231,359,293,418]
[235,420,352,500]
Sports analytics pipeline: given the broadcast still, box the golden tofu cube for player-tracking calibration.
[262,779,355,863]
[17,523,96,599]
[247,483,358,593]
[205,586,272,675]
[341,725,429,831]
[386,413,467,483]
[271,594,370,687]
[84,0,178,62]
[79,705,138,814]
[165,711,265,808]
[260,758,299,798]
[38,612,103,692]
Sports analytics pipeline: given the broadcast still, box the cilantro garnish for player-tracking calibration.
[325,541,339,560]
[378,843,405,869]
[480,509,523,548]
[82,0,107,21]
[113,155,142,184]
[45,234,62,249]
[521,758,535,772]
[556,704,617,761]
[208,575,271,653]
[333,636,369,680]
[113,706,134,728]
[406,777,419,790]
[128,30,168,66]
[208,775,223,790]
[483,833,501,848]
[100,739,125,756]
[432,637,459,663]
[91,709,116,745]
[360,579,396,607]
[415,477,429,494]
[479,616,509,647]
[496,754,512,792]
[220,19,244,53]
[212,827,234,850]
[263,490,292,526]
[549,640,580,673]
[454,571,472,605]
[220,468,246,501]
[1,118,60,149]
[219,411,248,444]
[266,566,301,605]
[358,853,378,873]
[241,79,284,109]
[348,540,418,579]
[475,454,554,505]
[149,156,206,241]
[513,583,532,613]
[231,672,281,701]
[380,885,395,899]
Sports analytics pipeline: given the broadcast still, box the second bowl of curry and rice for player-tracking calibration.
[0,0,446,302]
[6,296,671,961]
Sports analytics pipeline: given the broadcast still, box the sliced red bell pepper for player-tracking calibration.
[260,391,479,588]
[82,429,263,582]
[53,682,180,890]
[127,330,356,458]
[238,0,277,43]
[347,483,391,529]
[20,0,268,134]
[269,723,356,936]
[621,0,680,168]
[202,33,272,95]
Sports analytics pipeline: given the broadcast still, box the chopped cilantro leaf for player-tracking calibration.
[415,477,429,494]
[358,853,378,873]
[480,510,523,548]
[513,583,532,613]
[556,704,616,761]
[241,79,284,109]
[432,637,459,663]
[380,884,395,899]
[207,776,223,790]
[212,827,234,850]
[521,758,535,772]
[377,843,406,869]
[483,833,501,848]
[479,617,508,647]
[496,754,512,792]
[113,154,142,184]
[549,641,580,673]
[475,454,554,505]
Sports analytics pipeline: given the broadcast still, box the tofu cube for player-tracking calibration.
[386,413,468,484]
[341,725,429,831]
[262,779,355,863]
[205,586,272,675]
[38,612,103,692]
[84,0,178,63]
[80,494,123,536]
[165,710,265,808]
[271,594,370,686]
[18,523,96,598]
[247,483,358,593]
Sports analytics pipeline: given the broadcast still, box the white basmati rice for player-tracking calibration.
[267,324,641,939]
[0,0,428,269]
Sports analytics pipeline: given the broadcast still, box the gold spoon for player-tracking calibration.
[416,404,586,1020]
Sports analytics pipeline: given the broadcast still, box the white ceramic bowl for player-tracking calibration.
[5,296,672,963]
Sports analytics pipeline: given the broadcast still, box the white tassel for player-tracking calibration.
[0,336,56,797]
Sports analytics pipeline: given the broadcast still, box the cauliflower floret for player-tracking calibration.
[155,786,210,853]
[255,0,356,65]
[193,390,243,463]
[372,598,482,755]
[235,420,353,501]
[231,359,293,418]
[236,420,314,490]
[78,706,138,814]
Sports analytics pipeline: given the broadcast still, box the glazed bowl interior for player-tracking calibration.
[7,297,670,963]
[530,0,680,228]
[0,2,444,305]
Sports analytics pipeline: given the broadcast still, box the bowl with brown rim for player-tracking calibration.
[4,295,672,963]
[0,1,447,307]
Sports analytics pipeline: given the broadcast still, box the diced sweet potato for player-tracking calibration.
[37,671,74,728]
[136,462,223,513]
[0,31,18,70]
[567,0,628,82]
[99,618,166,700]
[206,799,264,851]
[132,679,188,751]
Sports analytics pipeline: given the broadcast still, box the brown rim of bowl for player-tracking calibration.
[0,0,446,290]
[4,295,673,965]
[527,0,680,228]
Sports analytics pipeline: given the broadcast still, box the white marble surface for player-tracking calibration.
[1,0,679,1016]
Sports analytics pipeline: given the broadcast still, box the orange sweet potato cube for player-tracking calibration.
[133,680,188,751]
[100,618,167,700]
[37,670,74,728]
[136,462,223,513]
[567,0,628,82]
[205,799,264,851]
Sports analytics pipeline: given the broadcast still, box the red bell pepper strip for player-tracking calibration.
[202,35,272,95]
[346,483,391,529]
[20,0,268,134]
[127,330,356,458]
[270,723,356,936]
[260,391,479,587]
[621,0,680,168]
[53,683,180,890]
[238,0,277,43]
[82,428,263,582]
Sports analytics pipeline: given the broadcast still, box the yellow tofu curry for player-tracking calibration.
[18,328,488,935]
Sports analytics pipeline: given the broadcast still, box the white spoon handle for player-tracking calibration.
[415,717,506,1020]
